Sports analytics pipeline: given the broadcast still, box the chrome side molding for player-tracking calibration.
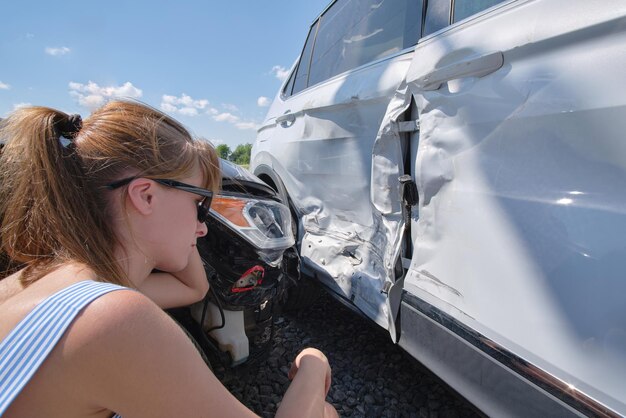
[402,292,620,418]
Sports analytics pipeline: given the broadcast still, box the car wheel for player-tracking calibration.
[256,173,321,311]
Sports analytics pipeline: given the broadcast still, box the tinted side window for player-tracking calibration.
[307,0,423,88]
[282,67,296,97]
[423,0,451,36]
[453,0,506,22]
[292,21,319,96]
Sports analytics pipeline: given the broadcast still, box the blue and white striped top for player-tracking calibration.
[0,280,127,417]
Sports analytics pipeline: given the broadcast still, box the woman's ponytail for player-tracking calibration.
[0,107,126,285]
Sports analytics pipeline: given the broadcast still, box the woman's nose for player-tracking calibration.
[197,220,208,237]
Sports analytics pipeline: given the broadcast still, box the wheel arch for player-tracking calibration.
[253,164,301,242]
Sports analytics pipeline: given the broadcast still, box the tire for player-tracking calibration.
[255,170,321,311]
[254,169,298,239]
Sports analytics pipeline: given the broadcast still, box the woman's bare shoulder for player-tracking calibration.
[67,288,180,350]
[83,287,163,322]
[64,287,256,417]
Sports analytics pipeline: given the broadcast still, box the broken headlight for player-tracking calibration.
[208,194,295,251]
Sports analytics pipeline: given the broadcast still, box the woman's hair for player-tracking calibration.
[0,100,220,286]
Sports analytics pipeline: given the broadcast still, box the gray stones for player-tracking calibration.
[333,389,347,402]
[211,292,480,418]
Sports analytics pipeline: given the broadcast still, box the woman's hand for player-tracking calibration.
[276,347,336,417]
[288,348,332,396]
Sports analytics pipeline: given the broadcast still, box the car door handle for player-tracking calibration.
[415,51,504,91]
[276,112,296,125]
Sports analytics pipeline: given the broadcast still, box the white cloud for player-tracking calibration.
[207,138,224,146]
[222,103,239,112]
[45,46,71,56]
[0,81,10,90]
[271,65,290,81]
[178,107,199,116]
[13,102,32,110]
[81,95,106,109]
[210,105,260,131]
[207,108,219,115]
[161,103,177,113]
[161,93,209,117]
[213,112,239,123]
[235,122,259,131]
[69,81,143,110]
[257,96,270,107]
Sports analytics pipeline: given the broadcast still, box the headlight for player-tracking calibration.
[208,194,295,250]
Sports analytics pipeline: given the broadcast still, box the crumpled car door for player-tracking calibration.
[402,0,626,413]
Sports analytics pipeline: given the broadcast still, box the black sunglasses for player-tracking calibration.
[106,177,214,223]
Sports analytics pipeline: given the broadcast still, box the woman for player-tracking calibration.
[0,101,337,417]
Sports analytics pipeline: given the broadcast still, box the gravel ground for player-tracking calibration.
[211,291,483,418]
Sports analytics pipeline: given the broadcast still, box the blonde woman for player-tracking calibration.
[0,101,337,417]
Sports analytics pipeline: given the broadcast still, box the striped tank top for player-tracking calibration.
[0,280,127,417]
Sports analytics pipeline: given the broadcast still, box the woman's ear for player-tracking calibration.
[126,178,155,216]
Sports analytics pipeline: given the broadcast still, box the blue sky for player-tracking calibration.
[0,0,329,149]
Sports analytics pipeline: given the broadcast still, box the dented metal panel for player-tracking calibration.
[404,0,626,414]
[251,0,626,414]
[254,52,415,328]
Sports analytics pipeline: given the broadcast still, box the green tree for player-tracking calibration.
[216,144,231,160]
[230,143,252,166]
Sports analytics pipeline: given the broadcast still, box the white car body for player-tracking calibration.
[251,1,626,416]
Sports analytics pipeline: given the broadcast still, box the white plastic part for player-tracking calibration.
[191,301,249,365]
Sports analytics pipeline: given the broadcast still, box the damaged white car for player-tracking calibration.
[251,0,626,416]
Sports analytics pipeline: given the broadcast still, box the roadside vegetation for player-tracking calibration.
[216,143,252,169]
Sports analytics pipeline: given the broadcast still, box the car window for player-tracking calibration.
[292,21,319,96]
[282,66,296,97]
[306,0,423,88]
[423,0,451,36]
[453,0,506,22]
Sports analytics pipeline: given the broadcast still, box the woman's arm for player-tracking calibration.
[138,247,210,308]
[276,348,338,418]
[69,291,335,418]
[69,290,258,418]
